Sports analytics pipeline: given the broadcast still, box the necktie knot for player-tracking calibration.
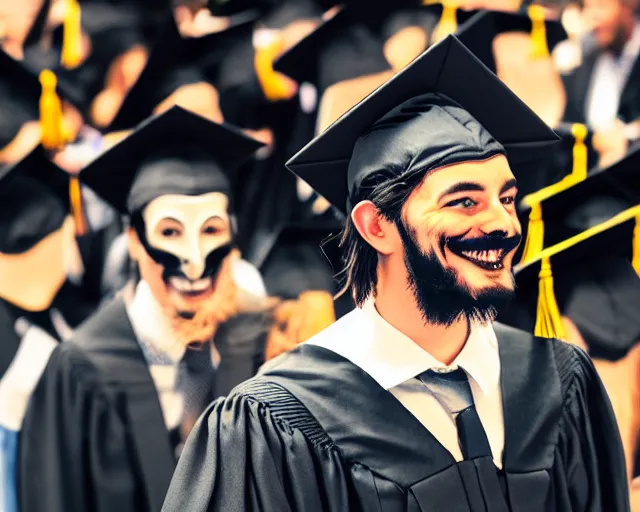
[418,367,474,416]
[417,367,493,461]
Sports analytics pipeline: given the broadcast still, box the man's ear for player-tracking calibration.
[350,201,400,256]
[127,226,143,263]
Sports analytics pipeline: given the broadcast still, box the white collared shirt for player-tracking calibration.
[586,23,640,131]
[306,299,504,468]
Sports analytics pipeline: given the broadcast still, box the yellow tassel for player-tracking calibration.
[528,5,549,59]
[534,256,566,340]
[520,202,544,264]
[39,70,66,151]
[633,214,640,276]
[570,123,588,182]
[254,34,295,102]
[61,0,83,69]
[428,1,458,44]
[69,176,87,236]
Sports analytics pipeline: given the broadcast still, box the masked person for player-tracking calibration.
[0,145,89,512]
[18,107,276,512]
[163,35,629,512]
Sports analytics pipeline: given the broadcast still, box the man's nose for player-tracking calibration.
[479,202,517,236]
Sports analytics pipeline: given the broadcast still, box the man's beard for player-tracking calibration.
[161,261,240,346]
[396,220,516,326]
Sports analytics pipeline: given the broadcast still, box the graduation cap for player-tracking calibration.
[258,0,325,30]
[104,11,254,132]
[380,2,479,46]
[208,0,265,16]
[273,6,390,91]
[455,6,568,73]
[79,106,264,215]
[285,34,560,215]
[511,205,640,358]
[251,222,340,300]
[0,145,71,254]
[23,0,52,49]
[520,143,640,261]
[0,48,79,152]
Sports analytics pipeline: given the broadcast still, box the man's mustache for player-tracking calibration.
[446,232,522,254]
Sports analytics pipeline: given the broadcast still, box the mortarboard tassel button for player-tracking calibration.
[528,5,549,60]
[39,70,66,151]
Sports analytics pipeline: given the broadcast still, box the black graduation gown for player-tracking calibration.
[562,47,640,126]
[162,323,629,512]
[18,297,268,512]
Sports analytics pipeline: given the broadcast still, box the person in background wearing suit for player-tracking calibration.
[562,0,640,165]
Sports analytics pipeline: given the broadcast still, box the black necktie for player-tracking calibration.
[418,368,492,460]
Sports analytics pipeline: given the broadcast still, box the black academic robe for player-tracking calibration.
[562,46,640,126]
[18,297,268,512]
[163,323,629,512]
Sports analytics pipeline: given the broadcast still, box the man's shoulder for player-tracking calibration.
[493,322,590,399]
[52,296,139,390]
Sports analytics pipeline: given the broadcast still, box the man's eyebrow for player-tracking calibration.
[500,178,518,195]
[438,182,484,202]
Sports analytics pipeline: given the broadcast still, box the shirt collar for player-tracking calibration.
[126,280,187,365]
[353,299,500,393]
[621,22,640,61]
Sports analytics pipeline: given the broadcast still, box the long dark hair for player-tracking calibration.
[336,170,426,306]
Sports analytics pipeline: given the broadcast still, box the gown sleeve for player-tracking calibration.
[162,390,351,512]
[18,343,140,512]
[558,345,630,511]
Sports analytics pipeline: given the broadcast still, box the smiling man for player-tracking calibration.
[163,36,629,512]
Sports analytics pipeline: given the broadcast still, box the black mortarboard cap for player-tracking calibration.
[0,145,70,254]
[259,0,324,30]
[80,106,264,214]
[505,208,640,360]
[0,48,78,150]
[23,0,52,49]
[380,3,479,43]
[105,12,255,132]
[455,8,567,74]
[523,144,640,247]
[251,222,338,298]
[208,0,265,16]
[273,6,391,96]
[286,34,560,214]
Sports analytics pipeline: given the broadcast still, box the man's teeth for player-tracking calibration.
[461,249,504,263]
[169,277,213,293]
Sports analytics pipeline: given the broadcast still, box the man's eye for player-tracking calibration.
[161,228,181,237]
[501,195,516,206]
[202,226,219,235]
[446,197,477,208]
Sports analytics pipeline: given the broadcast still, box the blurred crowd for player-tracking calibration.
[2,0,640,510]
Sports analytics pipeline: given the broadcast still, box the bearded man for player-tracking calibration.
[163,36,629,511]
[17,107,314,512]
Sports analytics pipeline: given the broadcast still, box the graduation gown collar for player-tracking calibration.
[261,322,563,487]
[73,297,177,510]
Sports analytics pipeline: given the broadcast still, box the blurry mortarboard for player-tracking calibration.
[208,0,266,16]
[520,144,640,254]
[23,0,52,49]
[381,3,479,44]
[80,106,264,214]
[0,145,71,254]
[273,6,391,97]
[105,11,255,132]
[252,222,339,299]
[286,34,560,215]
[0,49,78,150]
[506,206,640,359]
[455,7,568,74]
[259,0,324,30]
